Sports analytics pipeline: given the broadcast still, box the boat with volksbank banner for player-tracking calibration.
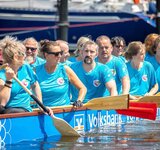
[1,93,160,148]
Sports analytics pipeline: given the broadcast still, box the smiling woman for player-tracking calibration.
[0,36,44,114]
[34,40,87,108]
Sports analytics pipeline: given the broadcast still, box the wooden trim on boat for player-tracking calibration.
[0,106,88,119]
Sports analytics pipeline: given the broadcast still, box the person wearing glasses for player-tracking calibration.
[96,35,130,95]
[23,37,45,69]
[0,36,53,115]
[111,36,127,63]
[35,40,87,107]
[70,40,117,104]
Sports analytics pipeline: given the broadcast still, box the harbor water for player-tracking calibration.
[5,117,160,150]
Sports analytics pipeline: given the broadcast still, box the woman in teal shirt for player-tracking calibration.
[124,41,158,99]
[0,36,46,114]
[35,40,86,107]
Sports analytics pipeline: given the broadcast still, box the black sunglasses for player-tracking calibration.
[46,51,63,56]
[26,47,37,52]
[115,45,124,49]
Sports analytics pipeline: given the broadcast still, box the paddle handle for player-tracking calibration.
[13,76,49,114]
[13,76,32,95]
[30,95,49,113]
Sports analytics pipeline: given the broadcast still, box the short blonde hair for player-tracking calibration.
[81,40,98,52]
[1,36,26,64]
[74,36,90,56]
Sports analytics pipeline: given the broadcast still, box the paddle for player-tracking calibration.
[49,95,157,120]
[132,93,160,107]
[116,101,157,120]
[47,94,129,110]
[84,95,129,110]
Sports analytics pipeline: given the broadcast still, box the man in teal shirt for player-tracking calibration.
[70,40,117,103]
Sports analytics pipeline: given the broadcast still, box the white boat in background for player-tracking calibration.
[0,0,152,13]
[0,0,157,49]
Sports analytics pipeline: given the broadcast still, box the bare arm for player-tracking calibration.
[0,67,15,106]
[130,84,158,99]
[0,79,12,106]
[121,76,130,95]
[105,80,118,96]
[65,66,87,102]
[145,83,158,96]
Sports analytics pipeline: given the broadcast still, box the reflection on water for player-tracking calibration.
[5,119,160,150]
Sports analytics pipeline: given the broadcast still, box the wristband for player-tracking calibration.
[6,80,12,84]
[4,84,11,88]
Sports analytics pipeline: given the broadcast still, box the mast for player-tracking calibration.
[57,0,69,41]
[157,0,160,34]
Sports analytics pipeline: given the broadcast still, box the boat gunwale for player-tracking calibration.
[0,106,88,119]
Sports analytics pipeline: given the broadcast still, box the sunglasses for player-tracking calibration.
[115,45,124,49]
[26,47,37,52]
[46,51,63,56]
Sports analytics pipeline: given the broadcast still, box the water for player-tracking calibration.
[5,119,160,150]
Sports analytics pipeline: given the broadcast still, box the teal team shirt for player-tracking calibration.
[127,61,157,96]
[35,63,70,107]
[0,64,37,112]
[156,66,160,92]
[145,52,153,61]
[119,55,127,63]
[70,61,113,103]
[30,56,46,69]
[60,60,73,66]
[68,57,77,62]
[102,56,129,95]
[145,55,160,71]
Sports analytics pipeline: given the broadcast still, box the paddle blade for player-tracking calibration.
[52,115,81,137]
[134,96,160,107]
[116,102,157,120]
[84,94,129,110]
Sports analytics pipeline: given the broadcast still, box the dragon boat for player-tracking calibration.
[1,101,160,148]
